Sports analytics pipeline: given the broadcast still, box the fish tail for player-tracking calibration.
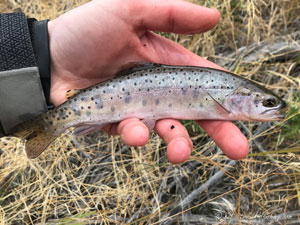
[13,120,56,159]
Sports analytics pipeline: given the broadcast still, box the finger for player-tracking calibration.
[132,0,220,34]
[115,118,150,146]
[155,119,193,164]
[197,120,249,160]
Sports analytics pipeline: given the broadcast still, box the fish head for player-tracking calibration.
[225,85,286,121]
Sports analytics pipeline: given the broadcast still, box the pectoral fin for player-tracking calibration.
[207,92,231,115]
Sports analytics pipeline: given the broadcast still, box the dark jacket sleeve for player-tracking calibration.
[0,12,50,135]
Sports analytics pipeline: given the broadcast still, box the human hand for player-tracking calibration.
[48,0,248,164]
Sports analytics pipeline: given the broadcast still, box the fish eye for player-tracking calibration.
[262,97,277,108]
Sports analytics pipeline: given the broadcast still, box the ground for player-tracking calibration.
[0,0,300,224]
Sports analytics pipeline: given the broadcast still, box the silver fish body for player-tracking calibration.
[12,64,286,158]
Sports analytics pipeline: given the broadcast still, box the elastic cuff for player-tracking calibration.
[28,18,51,106]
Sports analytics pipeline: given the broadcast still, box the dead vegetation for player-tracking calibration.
[0,0,300,224]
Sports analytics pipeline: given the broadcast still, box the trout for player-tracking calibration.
[9,64,286,158]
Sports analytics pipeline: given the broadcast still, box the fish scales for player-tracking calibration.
[10,64,286,158]
[46,66,241,134]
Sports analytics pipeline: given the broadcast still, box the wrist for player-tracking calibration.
[48,19,64,106]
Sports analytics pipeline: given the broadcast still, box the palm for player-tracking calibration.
[48,0,249,164]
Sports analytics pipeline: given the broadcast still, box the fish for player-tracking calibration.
[8,63,286,158]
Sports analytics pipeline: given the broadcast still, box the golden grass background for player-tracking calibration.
[0,0,300,224]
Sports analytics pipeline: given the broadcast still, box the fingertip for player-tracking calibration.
[223,135,249,160]
[167,137,192,164]
[120,121,149,146]
[198,120,249,160]
[197,7,220,33]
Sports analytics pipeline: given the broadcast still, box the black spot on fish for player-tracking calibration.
[74,110,81,116]
[86,111,91,116]
[134,82,137,86]
[155,99,160,105]
[88,106,91,109]
[96,97,104,110]
[142,100,147,106]
[103,90,106,94]
[81,106,84,110]
[111,97,113,100]
[122,88,125,91]
[111,106,115,112]
[91,97,94,100]
[171,125,175,129]
[181,88,187,95]
[168,103,172,108]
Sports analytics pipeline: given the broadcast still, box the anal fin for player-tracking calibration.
[73,125,105,136]
[141,118,156,131]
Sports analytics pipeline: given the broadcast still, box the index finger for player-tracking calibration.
[130,0,220,34]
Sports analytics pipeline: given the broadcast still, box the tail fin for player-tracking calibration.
[13,120,56,159]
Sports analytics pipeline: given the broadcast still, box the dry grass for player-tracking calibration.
[0,0,300,224]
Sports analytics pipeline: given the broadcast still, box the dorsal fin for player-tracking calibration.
[115,62,163,77]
